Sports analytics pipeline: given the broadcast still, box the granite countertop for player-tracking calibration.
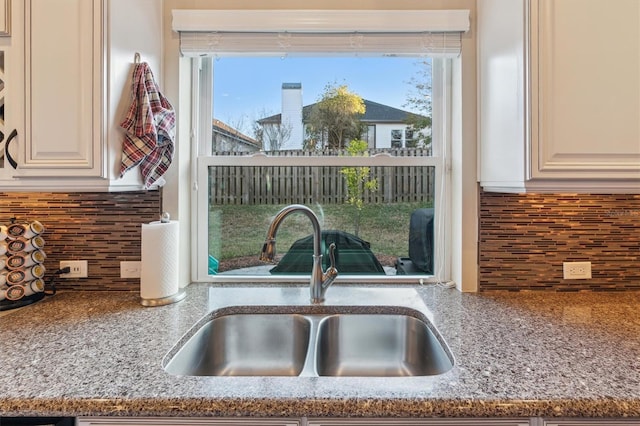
[1,283,640,419]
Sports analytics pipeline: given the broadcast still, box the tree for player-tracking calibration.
[404,59,433,149]
[340,139,378,236]
[252,109,292,151]
[262,121,292,151]
[307,83,366,149]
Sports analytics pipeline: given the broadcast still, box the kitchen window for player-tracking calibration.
[173,9,469,283]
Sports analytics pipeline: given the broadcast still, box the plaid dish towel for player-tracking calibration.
[120,62,175,188]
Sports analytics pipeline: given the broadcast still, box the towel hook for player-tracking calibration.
[134,52,141,64]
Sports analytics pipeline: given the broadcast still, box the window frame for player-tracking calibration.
[191,55,454,284]
[391,129,403,148]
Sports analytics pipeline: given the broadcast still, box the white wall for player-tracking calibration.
[375,124,404,148]
[107,0,164,187]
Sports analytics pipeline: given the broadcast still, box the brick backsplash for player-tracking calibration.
[479,191,640,291]
[0,191,161,291]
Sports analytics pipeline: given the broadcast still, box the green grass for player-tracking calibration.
[209,202,431,263]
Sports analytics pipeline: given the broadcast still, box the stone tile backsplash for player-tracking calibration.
[0,191,161,291]
[479,191,640,291]
[2,190,638,292]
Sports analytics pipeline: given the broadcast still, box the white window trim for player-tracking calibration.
[172,9,470,34]
[172,9,469,58]
[192,57,454,284]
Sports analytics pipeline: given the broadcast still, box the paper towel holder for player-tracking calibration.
[141,289,186,307]
[139,213,186,307]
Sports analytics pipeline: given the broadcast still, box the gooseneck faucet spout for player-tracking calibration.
[260,204,338,304]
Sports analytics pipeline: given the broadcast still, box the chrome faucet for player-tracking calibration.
[260,204,338,304]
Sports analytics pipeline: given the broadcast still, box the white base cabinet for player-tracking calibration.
[78,419,531,426]
[307,419,532,425]
[77,418,640,426]
[542,421,640,426]
[0,0,163,191]
[478,0,640,193]
[77,419,301,426]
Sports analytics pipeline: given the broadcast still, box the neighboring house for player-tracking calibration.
[212,119,261,153]
[257,83,428,150]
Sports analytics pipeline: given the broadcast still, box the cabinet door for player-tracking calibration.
[0,0,22,181]
[77,418,301,426]
[308,419,533,425]
[19,0,103,177]
[0,47,13,180]
[530,0,640,180]
[543,420,640,425]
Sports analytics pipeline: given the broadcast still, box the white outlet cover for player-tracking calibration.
[120,261,142,279]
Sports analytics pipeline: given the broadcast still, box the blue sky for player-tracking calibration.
[213,56,429,133]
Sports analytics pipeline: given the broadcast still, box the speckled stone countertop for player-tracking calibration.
[1,283,640,420]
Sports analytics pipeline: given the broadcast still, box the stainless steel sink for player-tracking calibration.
[315,314,453,377]
[164,307,453,377]
[164,314,311,376]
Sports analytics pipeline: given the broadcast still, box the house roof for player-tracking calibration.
[257,99,421,125]
[212,119,260,148]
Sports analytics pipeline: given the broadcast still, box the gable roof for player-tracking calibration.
[257,99,420,125]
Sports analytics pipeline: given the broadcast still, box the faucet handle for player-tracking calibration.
[325,242,338,279]
[327,243,337,269]
[320,242,339,298]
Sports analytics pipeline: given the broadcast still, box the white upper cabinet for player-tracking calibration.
[478,0,640,193]
[21,0,101,177]
[0,0,163,190]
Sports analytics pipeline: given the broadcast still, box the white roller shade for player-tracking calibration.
[172,9,470,57]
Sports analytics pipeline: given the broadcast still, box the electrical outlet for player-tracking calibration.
[120,261,142,279]
[563,261,592,280]
[60,260,88,278]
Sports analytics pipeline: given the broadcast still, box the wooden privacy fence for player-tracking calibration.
[209,148,435,206]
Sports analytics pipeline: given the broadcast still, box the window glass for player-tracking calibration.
[197,55,448,281]
[391,130,403,148]
[207,163,435,276]
[405,129,416,148]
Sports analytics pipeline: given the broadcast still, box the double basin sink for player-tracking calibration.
[164,305,453,377]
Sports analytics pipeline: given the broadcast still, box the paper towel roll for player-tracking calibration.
[140,220,179,301]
